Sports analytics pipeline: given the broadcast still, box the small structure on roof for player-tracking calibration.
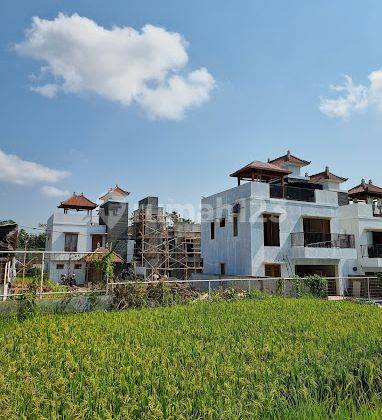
[58,193,97,214]
[230,160,291,186]
[99,184,130,202]
[269,150,311,167]
[348,179,382,201]
[268,150,311,179]
[309,166,348,191]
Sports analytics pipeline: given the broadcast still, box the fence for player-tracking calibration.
[1,250,381,303]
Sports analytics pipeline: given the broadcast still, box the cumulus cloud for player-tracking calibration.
[320,71,382,119]
[15,13,215,119]
[41,185,70,197]
[0,148,69,186]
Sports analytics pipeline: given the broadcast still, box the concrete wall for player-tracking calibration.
[46,212,107,283]
[201,180,358,278]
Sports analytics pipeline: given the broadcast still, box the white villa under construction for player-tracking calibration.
[201,151,382,292]
[45,185,133,284]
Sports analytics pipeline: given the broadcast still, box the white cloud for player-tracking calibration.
[15,13,215,119]
[0,148,69,186]
[319,71,382,119]
[41,185,70,197]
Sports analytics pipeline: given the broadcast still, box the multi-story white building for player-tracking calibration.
[201,151,382,290]
[46,186,132,284]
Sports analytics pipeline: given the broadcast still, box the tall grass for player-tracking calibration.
[1,298,382,418]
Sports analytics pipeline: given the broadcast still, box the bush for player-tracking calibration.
[17,290,37,321]
[292,275,328,298]
[111,281,199,310]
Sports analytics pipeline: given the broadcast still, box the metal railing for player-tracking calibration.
[1,276,382,304]
[270,184,316,202]
[290,232,355,248]
[361,244,382,258]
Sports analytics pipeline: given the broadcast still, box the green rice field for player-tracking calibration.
[1,298,382,418]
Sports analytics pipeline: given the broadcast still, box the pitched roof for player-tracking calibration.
[348,180,382,198]
[58,193,97,210]
[99,185,130,200]
[309,167,348,183]
[82,247,124,263]
[230,160,292,180]
[269,150,311,168]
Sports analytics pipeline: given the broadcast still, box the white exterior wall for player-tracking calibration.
[201,181,358,279]
[46,212,107,284]
[339,203,382,274]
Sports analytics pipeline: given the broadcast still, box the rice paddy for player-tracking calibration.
[1,297,382,418]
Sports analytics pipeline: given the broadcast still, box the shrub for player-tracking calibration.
[291,275,328,298]
[17,290,37,321]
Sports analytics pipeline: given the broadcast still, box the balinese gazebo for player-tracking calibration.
[58,193,97,214]
[348,180,382,216]
[230,160,292,186]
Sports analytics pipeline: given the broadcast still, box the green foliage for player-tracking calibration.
[2,299,382,417]
[111,281,199,310]
[17,290,37,321]
[93,252,115,284]
[292,275,328,298]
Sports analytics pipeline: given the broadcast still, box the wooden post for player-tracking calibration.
[281,176,285,198]
[237,177,241,186]
[2,261,9,301]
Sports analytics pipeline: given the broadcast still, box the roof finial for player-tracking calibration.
[287,149,291,157]
[361,178,366,187]
[267,158,270,163]
[325,166,330,175]
[369,179,373,185]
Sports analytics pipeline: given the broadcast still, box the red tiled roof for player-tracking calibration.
[269,150,311,167]
[230,160,292,179]
[99,185,130,200]
[58,193,97,210]
[82,247,124,263]
[348,181,382,197]
[309,167,348,183]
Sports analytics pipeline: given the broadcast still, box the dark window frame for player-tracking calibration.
[210,221,215,240]
[263,214,280,246]
[233,215,238,237]
[220,218,226,228]
[56,263,64,270]
[64,233,79,252]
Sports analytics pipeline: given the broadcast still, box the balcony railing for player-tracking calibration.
[291,232,355,248]
[361,244,382,258]
[270,184,316,203]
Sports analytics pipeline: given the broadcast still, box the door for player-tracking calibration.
[303,218,330,246]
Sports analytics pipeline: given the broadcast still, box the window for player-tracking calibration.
[74,263,82,270]
[92,235,103,251]
[210,222,215,240]
[220,218,226,228]
[233,215,238,237]
[264,264,281,277]
[56,263,64,270]
[220,263,226,276]
[64,233,78,252]
[263,214,280,246]
[186,242,194,253]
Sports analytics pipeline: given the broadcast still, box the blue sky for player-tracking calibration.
[1,0,382,227]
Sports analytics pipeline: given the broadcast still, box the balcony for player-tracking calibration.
[361,244,382,258]
[291,232,355,248]
[361,244,382,269]
[290,232,356,260]
[270,184,316,203]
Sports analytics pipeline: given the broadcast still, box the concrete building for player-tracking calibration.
[46,186,132,284]
[131,196,202,279]
[201,151,382,291]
